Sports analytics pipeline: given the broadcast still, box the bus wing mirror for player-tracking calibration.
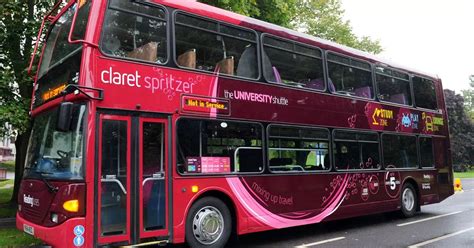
[57,102,74,132]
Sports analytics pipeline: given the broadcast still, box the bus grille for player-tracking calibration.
[22,206,44,224]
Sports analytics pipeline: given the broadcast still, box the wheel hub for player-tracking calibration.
[402,188,415,211]
[192,206,224,245]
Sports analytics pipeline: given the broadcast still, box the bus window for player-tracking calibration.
[382,134,418,168]
[333,131,380,170]
[419,137,434,168]
[413,76,438,110]
[376,67,412,105]
[100,0,167,63]
[177,119,263,174]
[327,53,373,98]
[175,13,258,79]
[268,125,329,172]
[262,35,324,90]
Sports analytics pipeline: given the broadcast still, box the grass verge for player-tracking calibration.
[0,179,16,218]
[0,228,42,247]
[454,170,474,179]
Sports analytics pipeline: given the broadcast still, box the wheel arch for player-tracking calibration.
[185,188,239,239]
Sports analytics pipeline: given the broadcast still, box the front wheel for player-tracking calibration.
[186,197,231,248]
[400,184,417,217]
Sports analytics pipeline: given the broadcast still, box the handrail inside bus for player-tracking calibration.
[27,0,63,76]
[67,0,98,47]
[101,178,127,195]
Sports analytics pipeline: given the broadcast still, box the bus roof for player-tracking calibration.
[159,0,439,80]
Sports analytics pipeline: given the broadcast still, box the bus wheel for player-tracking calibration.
[400,184,417,218]
[186,197,231,248]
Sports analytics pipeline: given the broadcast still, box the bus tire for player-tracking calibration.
[400,183,417,218]
[186,197,232,248]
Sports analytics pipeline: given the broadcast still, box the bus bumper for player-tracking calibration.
[16,213,87,248]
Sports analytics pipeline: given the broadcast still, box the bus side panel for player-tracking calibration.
[433,137,454,201]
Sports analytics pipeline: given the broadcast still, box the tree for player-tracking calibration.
[200,0,382,54]
[1,0,55,203]
[199,0,297,28]
[462,78,474,121]
[295,0,382,54]
[444,89,474,165]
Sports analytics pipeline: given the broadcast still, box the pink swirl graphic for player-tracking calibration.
[226,174,350,229]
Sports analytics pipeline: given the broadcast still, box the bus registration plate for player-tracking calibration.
[23,224,34,235]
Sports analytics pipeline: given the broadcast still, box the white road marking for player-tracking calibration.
[397,211,463,227]
[407,226,474,248]
[295,237,346,247]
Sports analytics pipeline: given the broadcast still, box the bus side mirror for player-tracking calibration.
[57,102,73,132]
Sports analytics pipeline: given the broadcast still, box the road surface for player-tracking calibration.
[227,178,474,248]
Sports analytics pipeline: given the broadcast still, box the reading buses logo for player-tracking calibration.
[23,194,39,207]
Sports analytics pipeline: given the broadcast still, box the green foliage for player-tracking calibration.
[200,0,297,28]
[462,80,474,121]
[444,89,474,165]
[200,0,382,54]
[0,0,57,131]
[0,161,15,172]
[294,0,382,54]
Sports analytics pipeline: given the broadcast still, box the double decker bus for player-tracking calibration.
[17,0,454,247]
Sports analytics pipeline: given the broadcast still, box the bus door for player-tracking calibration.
[138,118,168,240]
[97,114,169,245]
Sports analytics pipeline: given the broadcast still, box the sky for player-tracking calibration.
[341,0,473,93]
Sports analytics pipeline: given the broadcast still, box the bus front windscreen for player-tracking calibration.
[24,104,86,180]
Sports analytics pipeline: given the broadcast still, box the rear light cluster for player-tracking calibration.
[46,183,86,226]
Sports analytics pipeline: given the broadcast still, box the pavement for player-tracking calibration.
[0,218,16,228]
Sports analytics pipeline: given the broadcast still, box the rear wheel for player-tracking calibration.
[186,197,231,248]
[400,184,417,217]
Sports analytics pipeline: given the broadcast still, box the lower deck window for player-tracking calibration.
[333,131,380,170]
[382,134,418,168]
[268,125,329,172]
[177,119,263,174]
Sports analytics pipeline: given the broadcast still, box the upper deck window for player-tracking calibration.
[100,0,167,63]
[38,2,90,79]
[376,67,412,105]
[262,35,324,90]
[327,53,374,99]
[413,76,438,110]
[174,13,258,79]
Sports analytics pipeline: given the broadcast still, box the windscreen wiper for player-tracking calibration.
[39,173,59,193]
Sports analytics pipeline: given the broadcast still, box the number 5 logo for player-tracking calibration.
[389,176,396,190]
[385,171,401,198]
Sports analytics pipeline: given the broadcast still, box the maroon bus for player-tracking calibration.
[17,0,454,247]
